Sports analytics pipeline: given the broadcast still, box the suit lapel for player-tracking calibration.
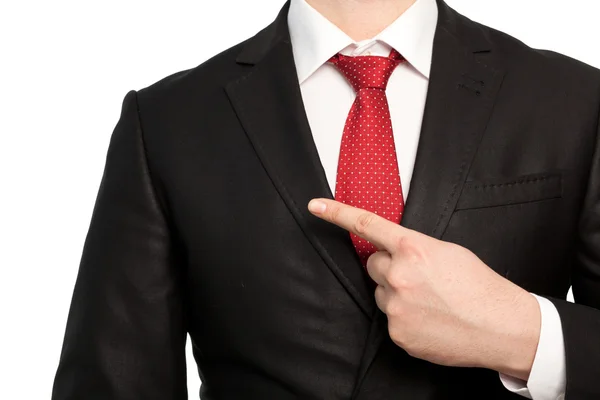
[352,1,506,397]
[225,2,376,319]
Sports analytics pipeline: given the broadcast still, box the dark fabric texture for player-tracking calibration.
[52,1,600,399]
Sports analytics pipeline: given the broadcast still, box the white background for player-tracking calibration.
[1,0,598,398]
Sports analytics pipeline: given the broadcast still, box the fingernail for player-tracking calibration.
[308,199,327,214]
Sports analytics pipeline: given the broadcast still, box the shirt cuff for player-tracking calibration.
[498,294,566,400]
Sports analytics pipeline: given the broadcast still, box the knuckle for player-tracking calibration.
[386,268,409,290]
[385,300,404,318]
[393,234,411,252]
[328,204,342,223]
[354,212,375,234]
[388,320,406,347]
[366,251,384,269]
[394,235,427,264]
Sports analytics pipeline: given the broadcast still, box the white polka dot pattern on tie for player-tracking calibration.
[329,49,406,268]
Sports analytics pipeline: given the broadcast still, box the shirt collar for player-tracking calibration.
[287,0,438,84]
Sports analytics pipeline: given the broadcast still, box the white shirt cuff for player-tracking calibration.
[499,294,566,400]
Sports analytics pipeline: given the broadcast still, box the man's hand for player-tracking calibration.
[308,198,541,381]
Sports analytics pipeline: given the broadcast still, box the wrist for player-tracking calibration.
[478,285,541,381]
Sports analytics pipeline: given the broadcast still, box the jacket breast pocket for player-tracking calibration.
[455,172,563,211]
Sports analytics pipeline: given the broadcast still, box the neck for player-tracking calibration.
[305,0,418,41]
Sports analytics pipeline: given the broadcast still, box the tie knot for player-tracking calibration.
[329,48,405,91]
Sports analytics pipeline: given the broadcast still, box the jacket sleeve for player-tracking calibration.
[545,110,600,400]
[51,90,188,400]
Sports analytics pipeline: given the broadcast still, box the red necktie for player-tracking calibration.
[329,49,406,267]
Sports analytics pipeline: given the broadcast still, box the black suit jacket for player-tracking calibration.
[52,1,600,399]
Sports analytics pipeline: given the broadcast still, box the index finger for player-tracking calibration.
[308,198,406,253]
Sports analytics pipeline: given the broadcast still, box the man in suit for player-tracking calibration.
[51,0,600,398]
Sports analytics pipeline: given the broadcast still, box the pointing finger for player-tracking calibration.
[308,198,409,254]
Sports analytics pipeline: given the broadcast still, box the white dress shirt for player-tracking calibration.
[287,0,566,398]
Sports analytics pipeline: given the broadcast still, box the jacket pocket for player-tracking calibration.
[455,171,563,211]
